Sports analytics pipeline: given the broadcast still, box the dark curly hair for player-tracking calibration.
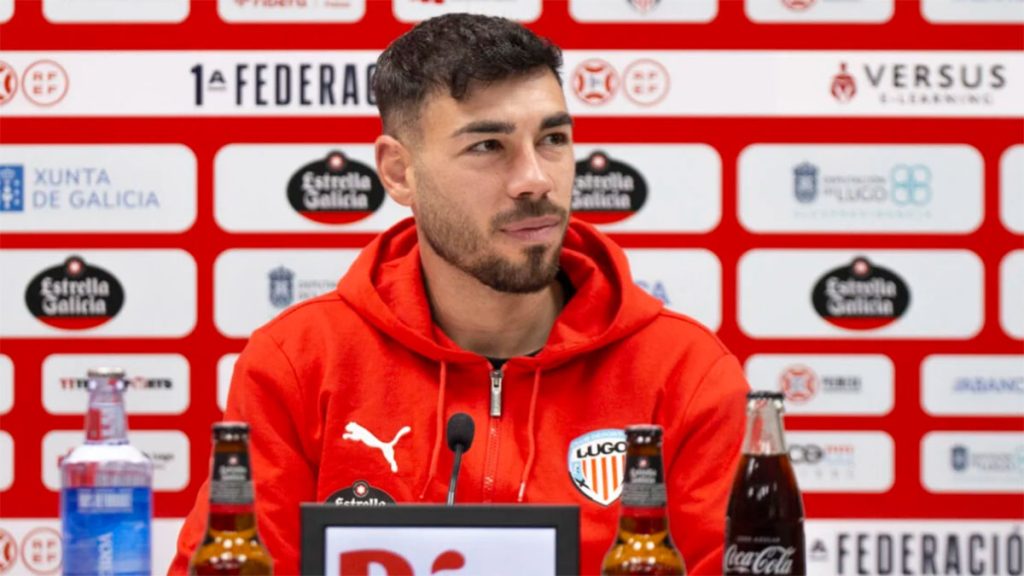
[373,13,563,138]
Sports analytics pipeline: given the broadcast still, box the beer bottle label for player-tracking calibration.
[620,454,666,508]
[62,487,152,575]
[724,520,805,576]
[210,451,254,505]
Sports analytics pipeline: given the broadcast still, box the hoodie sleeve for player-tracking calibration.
[169,330,317,575]
[659,352,749,576]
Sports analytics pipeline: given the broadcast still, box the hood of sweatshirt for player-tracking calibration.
[336,217,663,367]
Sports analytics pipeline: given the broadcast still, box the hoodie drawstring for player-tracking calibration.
[419,360,448,500]
[516,366,542,502]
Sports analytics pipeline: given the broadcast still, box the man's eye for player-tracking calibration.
[543,133,570,146]
[468,140,501,153]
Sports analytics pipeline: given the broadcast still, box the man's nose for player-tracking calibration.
[506,145,554,199]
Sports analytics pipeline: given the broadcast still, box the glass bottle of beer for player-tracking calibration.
[602,424,686,576]
[189,422,273,575]
[724,391,805,576]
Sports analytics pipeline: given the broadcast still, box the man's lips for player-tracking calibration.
[500,216,562,233]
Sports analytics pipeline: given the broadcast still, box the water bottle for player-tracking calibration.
[60,367,153,575]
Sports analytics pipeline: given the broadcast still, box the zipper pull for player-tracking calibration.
[489,369,503,418]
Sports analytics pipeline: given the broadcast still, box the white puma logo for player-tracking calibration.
[342,422,411,473]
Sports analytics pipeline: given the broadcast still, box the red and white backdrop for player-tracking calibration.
[0,0,1022,574]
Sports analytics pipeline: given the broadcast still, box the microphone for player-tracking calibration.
[445,412,475,506]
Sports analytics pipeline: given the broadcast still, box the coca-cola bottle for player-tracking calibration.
[724,391,805,576]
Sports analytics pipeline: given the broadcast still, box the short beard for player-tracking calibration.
[419,196,566,294]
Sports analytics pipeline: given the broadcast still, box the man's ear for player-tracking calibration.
[375,134,414,207]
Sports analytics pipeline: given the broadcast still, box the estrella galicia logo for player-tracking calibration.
[325,480,395,507]
[24,256,124,330]
[0,165,24,212]
[951,445,969,472]
[286,151,385,225]
[568,428,626,506]
[793,162,818,203]
[268,266,294,309]
[572,151,647,224]
[812,256,910,330]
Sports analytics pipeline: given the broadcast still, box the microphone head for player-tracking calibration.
[446,412,475,453]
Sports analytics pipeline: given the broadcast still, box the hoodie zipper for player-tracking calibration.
[482,368,503,501]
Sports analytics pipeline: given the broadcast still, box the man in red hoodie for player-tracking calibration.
[173,13,748,575]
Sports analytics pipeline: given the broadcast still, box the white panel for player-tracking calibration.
[0,145,197,233]
[746,354,893,416]
[0,250,196,338]
[0,52,1020,118]
[1002,250,1024,339]
[572,145,720,233]
[1001,145,1024,233]
[804,519,1024,576]
[0,432,12,491]
[922,432,1024,493]
[922,0,1024,23]
[215,249,358,338]
[42,354,190,415]
[43,0,189,22]
[746,0,893,23]
[0,0,12,23]
[42,431,190,492]
[393,0,541,23]
[738,250,983,339]
[738,144,983,234]
[922,355,1024,416]
[0,355,12,415]
[625,249,721,331]
[215,144,406,233]
[217,354,239,412]
[218,0,365,22]
[0,518,183,575]
[569,0,716,23]
[787,431,894,493]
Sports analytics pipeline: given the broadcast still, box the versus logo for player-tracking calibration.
[326,480,395,507]
[25,256,124,330]
[812,257,910,330]
[572,151,647,224]
[287,151,384,224]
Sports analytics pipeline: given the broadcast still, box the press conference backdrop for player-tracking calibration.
[0,1,1022,574]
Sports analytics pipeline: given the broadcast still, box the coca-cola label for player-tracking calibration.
[286,150,385,224]
[572,151,648,224]
[620,454,666,508]
[725,521,805,575]
[210,451,253,506]
[811,256,910,330]
[24,256,125,330]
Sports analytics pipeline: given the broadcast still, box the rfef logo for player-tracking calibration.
[572,151,647,224]
[24,256,124,330]
[568,429,626,506]
[812,257,910,330]
[287,151,384,224]
[780,365,818,403]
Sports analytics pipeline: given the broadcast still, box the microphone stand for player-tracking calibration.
[446,442,465,506]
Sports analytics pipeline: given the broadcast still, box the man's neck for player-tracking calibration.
[420,243,563,360]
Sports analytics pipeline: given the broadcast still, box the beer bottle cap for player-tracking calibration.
[747,391,784,401]
[213,421,250,440]
[625,424,663,443]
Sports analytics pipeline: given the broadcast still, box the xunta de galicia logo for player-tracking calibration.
[572,151,648,224]
[25,256,124,329]
[812,256,910,330]
[287,151,385,224]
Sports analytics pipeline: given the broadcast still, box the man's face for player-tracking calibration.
[407,68,575,294]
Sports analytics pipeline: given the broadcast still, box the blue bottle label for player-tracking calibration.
[62,487,151,576]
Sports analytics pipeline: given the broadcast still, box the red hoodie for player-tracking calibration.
[172,217,748,575]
